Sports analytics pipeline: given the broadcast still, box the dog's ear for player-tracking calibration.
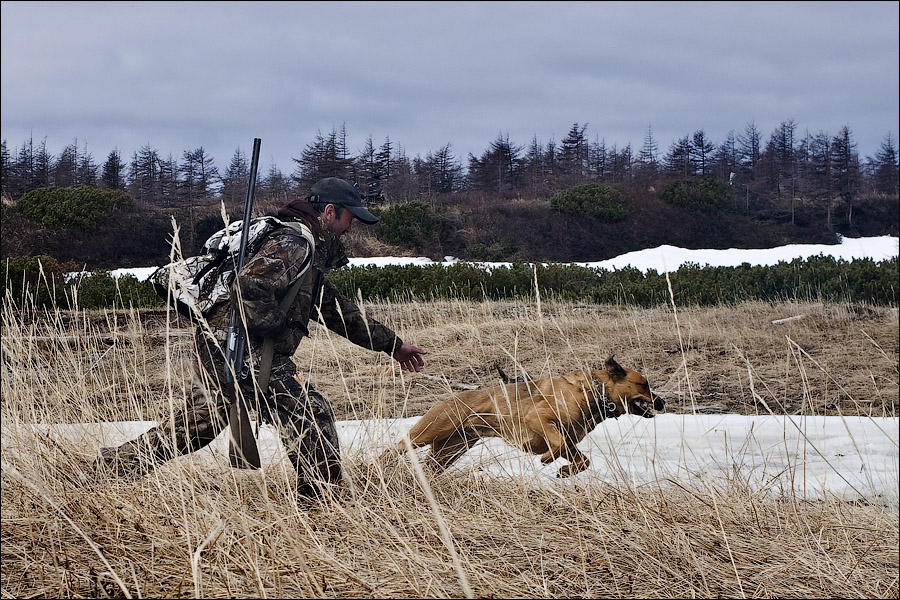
[604,356,627,379]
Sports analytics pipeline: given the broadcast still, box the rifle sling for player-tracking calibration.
[229,244,312,469]
[258,247,313,391]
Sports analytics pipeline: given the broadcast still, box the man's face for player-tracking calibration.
[323,204,356,236]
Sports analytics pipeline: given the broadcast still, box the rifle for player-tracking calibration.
[225,137,262,469]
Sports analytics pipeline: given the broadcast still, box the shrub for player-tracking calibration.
[2,255,163,310]
[16,185,133,230]
[330,256,898,306]
[368,202,463,256]
[549,183,628,222]
[6,254,896,310]
[371,202,442,247]
[2,255,77,308]
[70,271,164,310]
[661,178,728,211]
[471,239,518,261]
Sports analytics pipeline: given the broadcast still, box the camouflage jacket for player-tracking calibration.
[207,209,401,359]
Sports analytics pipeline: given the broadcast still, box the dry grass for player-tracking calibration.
[2,296,898,598]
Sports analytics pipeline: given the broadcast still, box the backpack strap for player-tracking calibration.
[254,221,315,394]
[190,247,229,286]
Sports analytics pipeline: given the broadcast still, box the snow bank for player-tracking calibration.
[13,414,898,507]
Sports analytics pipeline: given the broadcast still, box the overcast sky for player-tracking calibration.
[2,1,898,178]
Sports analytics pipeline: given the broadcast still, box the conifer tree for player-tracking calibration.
[873,133,899,195]
[636,124,659,182]
[101,149,126,190]
[221,147,249,206]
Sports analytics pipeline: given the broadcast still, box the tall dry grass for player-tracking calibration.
[2,293,898,598]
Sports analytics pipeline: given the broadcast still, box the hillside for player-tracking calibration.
[2,186,898,269]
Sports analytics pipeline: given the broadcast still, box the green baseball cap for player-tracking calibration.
[309,178,379,224]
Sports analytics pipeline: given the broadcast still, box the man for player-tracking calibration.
[94,177,426,498]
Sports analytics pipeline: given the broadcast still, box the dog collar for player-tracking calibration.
[590,379,618,420]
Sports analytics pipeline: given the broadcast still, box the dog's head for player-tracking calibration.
[593,356,664,418]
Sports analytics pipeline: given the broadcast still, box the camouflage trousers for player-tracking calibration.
[98,327,341,497]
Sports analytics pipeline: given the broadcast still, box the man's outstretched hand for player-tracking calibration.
[393,343,427,372]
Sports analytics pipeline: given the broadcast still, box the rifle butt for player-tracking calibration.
[228,400,261,469]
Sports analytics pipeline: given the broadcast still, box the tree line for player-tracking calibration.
[2,120,897,227]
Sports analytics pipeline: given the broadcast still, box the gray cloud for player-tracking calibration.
[2,1,898,176]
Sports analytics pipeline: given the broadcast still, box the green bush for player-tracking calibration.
[16,185,133,230]
[2,255,77,308]
[2,255,163,310]
[371,202,441,247]
[70,271,164,310]
[549,183,628,222]
[661,178,728,211]
[330,256,898,306]
[5,253,896,310]
[471,239,518,261]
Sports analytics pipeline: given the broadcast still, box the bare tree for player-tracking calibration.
[588,136,607,182]
[179,147,218,204]
[419,143,461,195]
[830,125,860,229]
[292,126,355,190]
[53,141,79,188]
[259,161,293,206]
[737,121,761,179]
[715,130,739,183]
[128,145,161,205]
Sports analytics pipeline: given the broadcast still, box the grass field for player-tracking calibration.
[2,297,898,598]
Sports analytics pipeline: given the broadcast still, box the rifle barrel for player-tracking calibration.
[224,137,262,384]
[234,137,261,275]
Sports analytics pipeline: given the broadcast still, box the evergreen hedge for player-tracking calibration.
[331,254,897,306]
[16,186,133,230]
[2,257,164,310]
[549,183,628,222]
[661,178,729,211]
[3,254,897,310]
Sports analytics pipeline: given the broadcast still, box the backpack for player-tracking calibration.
[149,216,315,318]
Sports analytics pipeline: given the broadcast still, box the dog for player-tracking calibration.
[384,357,664,477]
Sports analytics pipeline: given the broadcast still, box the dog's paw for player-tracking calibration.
[377,448,401,466]
[556,462,589,478]
[556,464,574,478]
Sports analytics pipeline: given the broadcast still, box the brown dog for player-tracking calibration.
[384,357,663,477]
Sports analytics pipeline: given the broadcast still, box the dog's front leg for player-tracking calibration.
[524,408,569,464]
[539,450,557,464]
[525,408,591,477]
